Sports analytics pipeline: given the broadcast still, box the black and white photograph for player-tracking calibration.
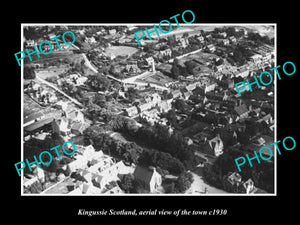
[20,24,276,195]
[5,3,298,224]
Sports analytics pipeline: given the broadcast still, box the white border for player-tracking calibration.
[21,23,277,196]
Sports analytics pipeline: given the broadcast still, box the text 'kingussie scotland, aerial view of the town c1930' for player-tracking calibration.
[21,24,275,195]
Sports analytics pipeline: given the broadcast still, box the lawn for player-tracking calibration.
[104,46,139,57]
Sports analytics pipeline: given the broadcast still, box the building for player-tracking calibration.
[229,36,237,43]
[109,29,117,35]
[138,102,153,113]
[145,57,155,66]
[160,48,172,57]
[171,89,182,99]
[234,67,249,78]
[208,134,224,157]
[197,36,204,43]
[52,117,70,136]
[250,54,263,63]
[206,44,216,53]
[156,99,172,113]
[66,110,85,123]
[243,178,257,194]
[68,155,88,172]
[71,122,86,135]
[222,39,230,46]
[125,63,140,73]
[24,111,45,127]
[234,104,249,120]
[204,83,217,93]
[133,166,162,193]
[219,32,227,38]
[124,106,139,117]
[223,172,243,192]
[179,37,189,48]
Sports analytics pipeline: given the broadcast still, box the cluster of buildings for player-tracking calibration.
[24,142,163,194]
[23,25,275,194]
[25,81,58,105]
[223,172,266,194]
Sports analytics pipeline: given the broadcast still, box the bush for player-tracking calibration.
[174,172,194,193]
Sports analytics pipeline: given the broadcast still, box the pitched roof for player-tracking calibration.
[71,122,85,132]
[234,104,249,116]
[227,172,242,185]
[133,166,156,184]
[24,111,44,124]
[24,117,54,132]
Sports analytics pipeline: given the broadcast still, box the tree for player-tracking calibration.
[24,66,36,79]
[87,73,111,91]
[120,174,134,193]
[168,35,177,49]
[174,172,194,193]
[164,109,177,126]
[171,64,180,79]
[94,93,107,108]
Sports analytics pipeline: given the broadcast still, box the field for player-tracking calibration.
[104,46,139,57]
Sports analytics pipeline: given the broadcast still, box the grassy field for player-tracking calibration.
[104,46,139,57]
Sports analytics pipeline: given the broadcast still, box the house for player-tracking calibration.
[186,83,198,92]
[125,64,140,73]
[234,67,249,78]
[82,145,96,160]
[179,37,189,48]
[52,117,70,136]
[86,37,96,44]
[243,178,257,194]
[228,172,242,184]
[160,48,172,57]
[75,76,88,86]
[108,29,117,36]
[250,54,263,63]
[66,110,84,123]
[88,155,115,174]
[222,39,230,46]
[81,182,102,194]
[156,100,172,113]
[71,122,86,135]
[133,166,162,193]
[219,32,227,38]
[204,83,217,93]
[208,134,224,157]
[24,111,45,127]
[68,155,88,172]
[182,91,191,100]
[145,57,154,66]
[257,113,273,124]
[55,100,69,111]
[234,82,250,95]
[138,102,153,113]
[124,106,139,117]
[206,44,216,53]
[234,104,249,119]
[171,89,182,99]
[229,36,237,43]
[197,36,204,43]
[225,172,242,192]
[91,173,107,189]
[216,64,224,72]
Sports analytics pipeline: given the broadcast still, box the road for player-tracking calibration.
[35,75,84,108]
[185,171,227,194]
[81,53,98,73]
